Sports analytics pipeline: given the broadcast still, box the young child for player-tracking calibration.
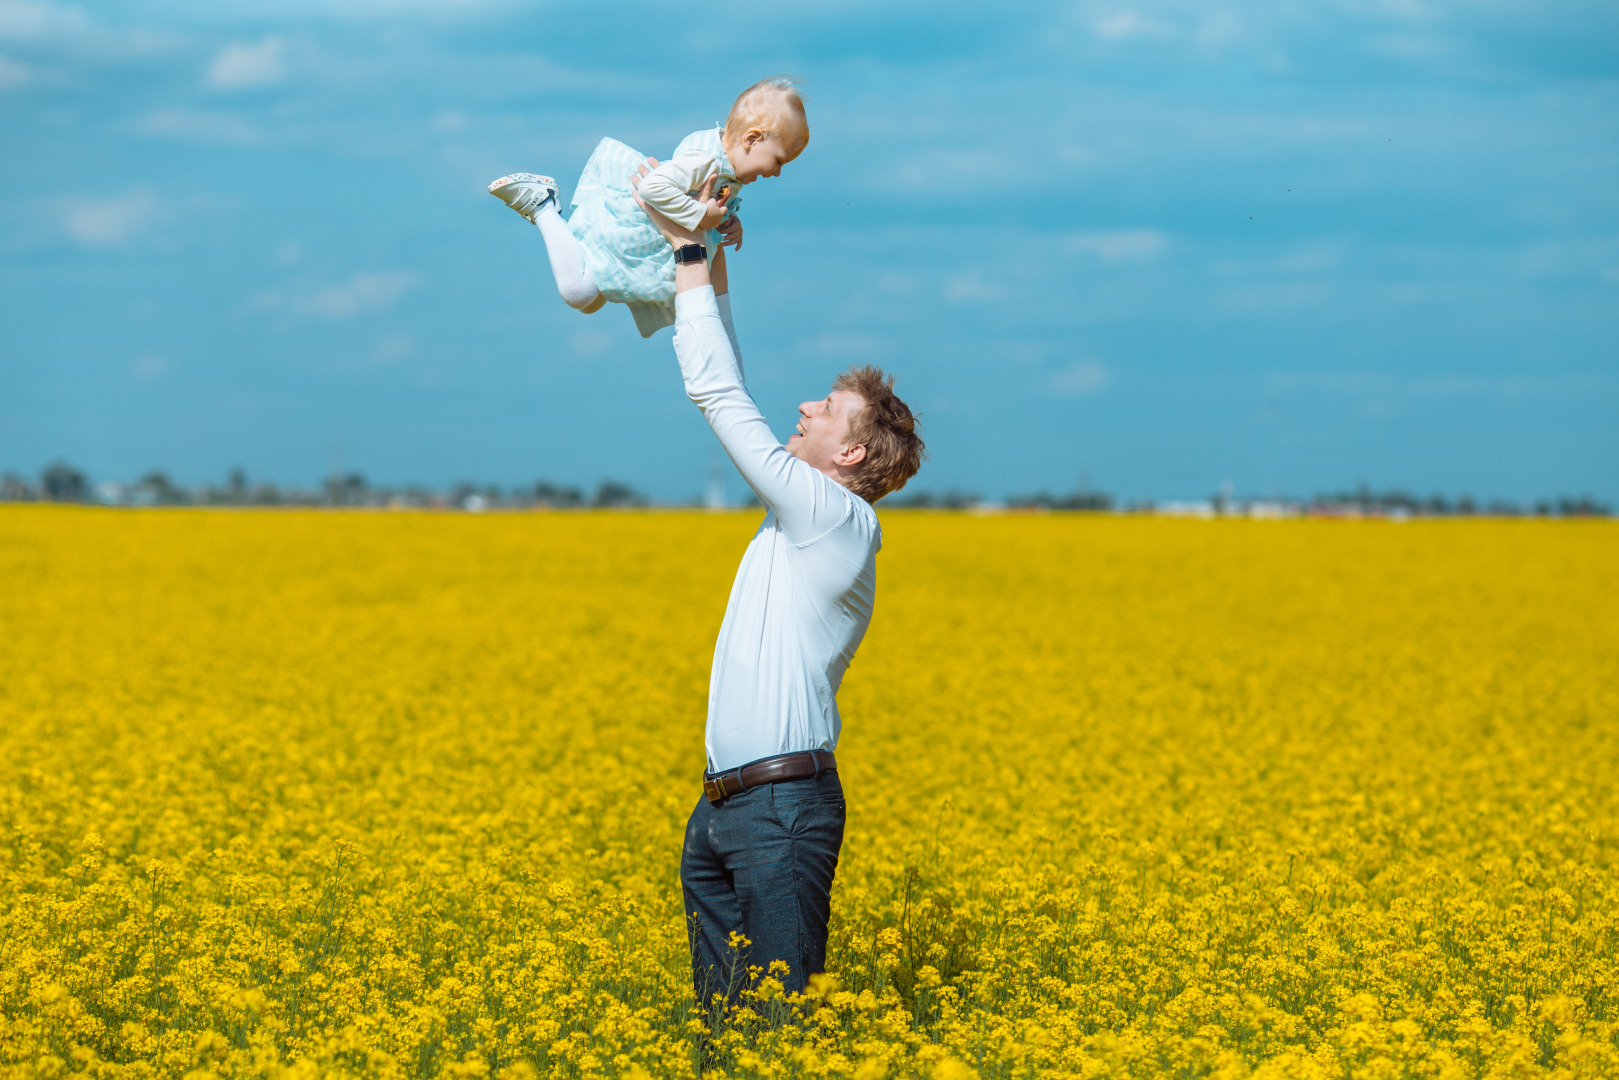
[489,78,809,338]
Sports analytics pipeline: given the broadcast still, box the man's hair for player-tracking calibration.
[835,366,925,503]
[725,77,810,155]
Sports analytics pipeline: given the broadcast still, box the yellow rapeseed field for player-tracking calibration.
[1,507,1615,1079]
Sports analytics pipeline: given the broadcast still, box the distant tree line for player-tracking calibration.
[1302,485,1611,518]
[2,462,1611,516]
[0,462,653,510]
[879,483,1612,516]
[887,488,1114,510]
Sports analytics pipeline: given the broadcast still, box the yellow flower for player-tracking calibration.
[1,508,1613,1079]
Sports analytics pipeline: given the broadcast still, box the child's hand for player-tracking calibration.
[719,214,744,250]
[693,174,727,230]
[697,199,728,230]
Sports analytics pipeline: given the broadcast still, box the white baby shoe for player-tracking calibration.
[488,173,559,221]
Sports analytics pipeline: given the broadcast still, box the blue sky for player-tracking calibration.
[2,0,1615,502]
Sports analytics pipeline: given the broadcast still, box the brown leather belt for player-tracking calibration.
[704,750,837,805]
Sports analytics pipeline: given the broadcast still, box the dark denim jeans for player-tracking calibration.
[680,769,845,1004]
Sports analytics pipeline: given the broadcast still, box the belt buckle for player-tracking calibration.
[704,774,729,805]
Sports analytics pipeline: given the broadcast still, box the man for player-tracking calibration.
[634,181,925,1004]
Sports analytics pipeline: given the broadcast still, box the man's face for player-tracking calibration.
[787,389,864,471]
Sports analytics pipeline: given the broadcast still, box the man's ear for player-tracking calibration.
[835,443,867,468]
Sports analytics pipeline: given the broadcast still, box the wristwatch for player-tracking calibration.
[673,243,706,265]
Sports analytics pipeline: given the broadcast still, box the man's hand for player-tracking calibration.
[633,159,712,295]
[718,214,744,250]
[632,160,708,248]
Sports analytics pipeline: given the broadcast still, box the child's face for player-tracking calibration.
[729,129,801,185]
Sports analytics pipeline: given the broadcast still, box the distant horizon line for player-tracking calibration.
[1,461,1611,518]
[3,502,1614,522]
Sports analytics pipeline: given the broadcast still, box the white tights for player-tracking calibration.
[534,204,604,313]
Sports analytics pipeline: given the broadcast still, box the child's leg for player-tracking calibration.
[533,206,603,312]
[490,173,604,313]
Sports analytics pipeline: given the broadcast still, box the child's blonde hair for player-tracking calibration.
[724,77,809,155]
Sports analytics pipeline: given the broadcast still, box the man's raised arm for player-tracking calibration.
[635,184,851,543]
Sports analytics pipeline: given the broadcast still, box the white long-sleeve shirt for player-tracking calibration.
[673,287,882,773]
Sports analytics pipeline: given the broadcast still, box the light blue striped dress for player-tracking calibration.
[566,126,742,338]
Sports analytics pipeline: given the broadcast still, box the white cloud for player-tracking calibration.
[285,0,498,14]
[569,329,612,357]
[1273,246,1344,274]
[1066,229,1168,263]
[254,272,421,319]
[876,270,920,297]
[880,148,1005,195]
[0,54,29,87]
[0,0,87,39]
[208,36,284,90]
[1050,360,1109,396]
[132,353,170,380]
[1265,370,1612,400]
[137,108,262,144]
[1344,0,1439,20]
[1216,281,1331,314]
[944,273,1005,303]
[431,109,467,133]
[305,272,418,318]
[795,332,884,359]
[64,188,156,246]
[1214,244,1346,277]
[1370,32,1457,62]
[1519,236,1619,280]
[1195,11,1246,53]
[374,332,416,363]
[1095,10,1173,40]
